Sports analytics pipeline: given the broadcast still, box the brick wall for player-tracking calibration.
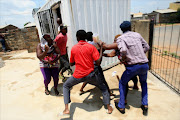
[0,27,40,52]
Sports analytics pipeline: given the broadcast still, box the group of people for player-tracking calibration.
[36,20,150,117]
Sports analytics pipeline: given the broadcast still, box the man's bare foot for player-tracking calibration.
[107,104,113,114]
[63,109,70,115]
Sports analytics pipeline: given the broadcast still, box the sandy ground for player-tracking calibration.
[0,50,180,120]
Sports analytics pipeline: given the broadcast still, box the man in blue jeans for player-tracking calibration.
[103,21,149,115]
[117,21,149,115]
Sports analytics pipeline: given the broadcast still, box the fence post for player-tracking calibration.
[148,20,154,70]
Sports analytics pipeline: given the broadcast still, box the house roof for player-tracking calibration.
[0,25,7,29]
[24,22,36,28]
[0,24,19,29]
[153,9,177,13]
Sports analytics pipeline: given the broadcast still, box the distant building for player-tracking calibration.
[24,22,36,28]
[169,1,180,10]
[148,9,177,23]
[0,24,19,33]
[131,12,143,20]
[147,1,180,23]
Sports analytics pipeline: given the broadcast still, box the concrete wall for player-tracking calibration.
[0,27,40,52]
[169,2,180,10]
[131,20,150,44]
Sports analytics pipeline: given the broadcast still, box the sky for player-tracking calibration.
[0,0,178,28]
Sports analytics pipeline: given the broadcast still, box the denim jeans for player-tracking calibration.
[63,68,110,105]
[118,63,149,108]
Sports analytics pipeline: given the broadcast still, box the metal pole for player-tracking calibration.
[148,20,154,70]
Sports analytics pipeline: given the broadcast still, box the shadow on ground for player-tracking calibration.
[111,88,142,109]
[50,76,70,96]
[60,87,105,120]
[50,83,63,96]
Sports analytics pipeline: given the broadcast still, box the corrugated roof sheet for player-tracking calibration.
[154,9,177,13]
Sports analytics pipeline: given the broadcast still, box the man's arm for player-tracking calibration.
[103,43,118,50]
[69,48,75,66]
[50,43,61,63]
[36,44,48,60]
[95,44,103,66]
[103,50,116,57]
[70,62,75,66]
[140,35,150,53]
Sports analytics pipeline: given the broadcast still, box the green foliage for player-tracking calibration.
[164,51,168,55]
[177,8,180,22]
[169,8,180,23]
[24,22,30,26]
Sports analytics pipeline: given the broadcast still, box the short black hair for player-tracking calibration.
[76,30,86,40]
[86,32,93,41]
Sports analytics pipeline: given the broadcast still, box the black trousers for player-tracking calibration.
[58,54,71,74]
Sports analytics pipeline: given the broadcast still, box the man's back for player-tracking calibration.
[70,40,99,78]
[117,31,149,65]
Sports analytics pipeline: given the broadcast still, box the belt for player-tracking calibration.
[125,62,148,67]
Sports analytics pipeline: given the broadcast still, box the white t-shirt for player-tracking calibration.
[58,26,60,33]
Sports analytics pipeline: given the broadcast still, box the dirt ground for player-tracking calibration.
[0,50,180,120]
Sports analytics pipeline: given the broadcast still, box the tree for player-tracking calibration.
[169,8,180,23]
[24,22,30,26]
[176,8,180,22]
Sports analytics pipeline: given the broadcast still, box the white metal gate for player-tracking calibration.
[37,9,56,39]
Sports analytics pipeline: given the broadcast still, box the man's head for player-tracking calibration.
[57,18,62,25]
[60,25,67,35]
[86,32,93,41]
[43,34,52,43]
[76,30,86,41]
[120,21,131,33]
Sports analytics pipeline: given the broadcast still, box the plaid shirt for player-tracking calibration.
[116,31,149,65]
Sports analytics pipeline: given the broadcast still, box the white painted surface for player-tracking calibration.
[34,0,130,69]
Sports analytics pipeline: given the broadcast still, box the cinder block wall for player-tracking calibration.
[0,27,40,52]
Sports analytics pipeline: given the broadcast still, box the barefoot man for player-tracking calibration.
[61,30,113,116]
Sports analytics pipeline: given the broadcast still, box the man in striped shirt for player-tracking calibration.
[103,21,149,115]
